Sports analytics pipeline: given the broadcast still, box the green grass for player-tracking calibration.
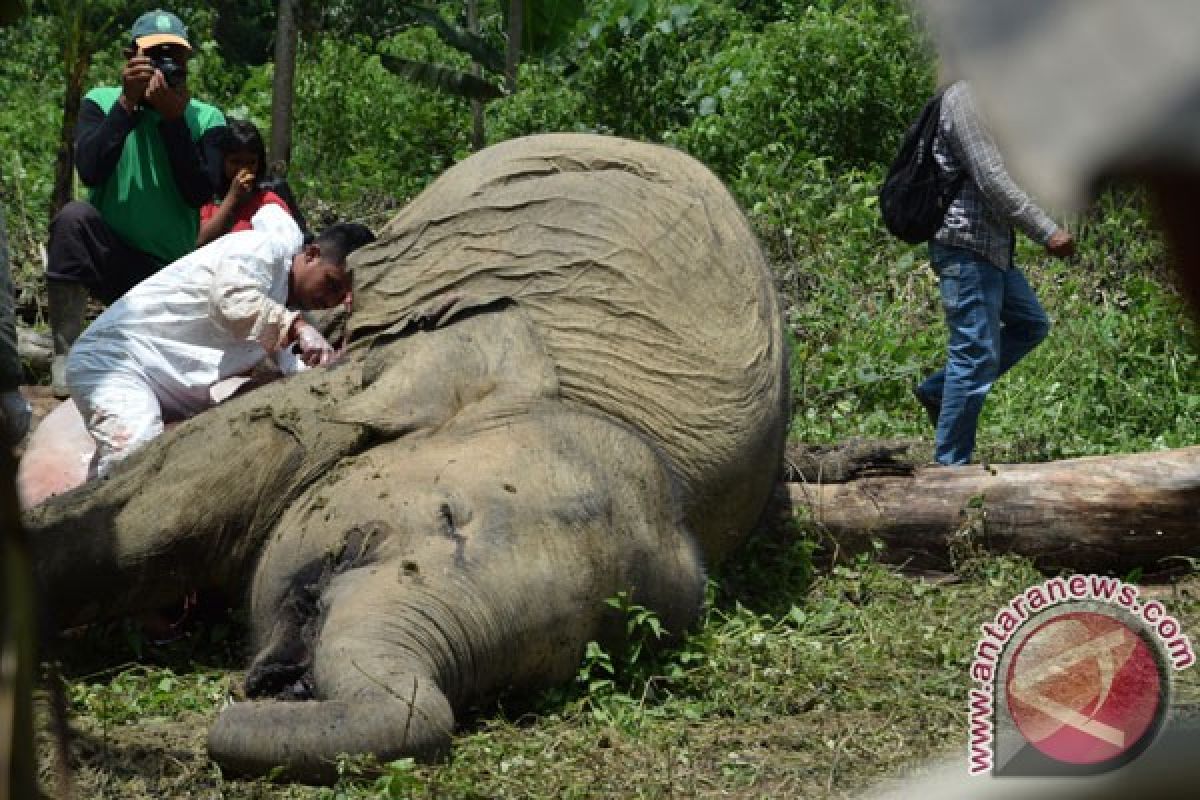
[39,542,1200,798]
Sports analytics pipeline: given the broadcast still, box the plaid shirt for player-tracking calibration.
[932,81,1059,269]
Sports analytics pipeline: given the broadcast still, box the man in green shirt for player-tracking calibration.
[45,8,226,396]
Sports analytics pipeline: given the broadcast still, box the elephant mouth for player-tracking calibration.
[245,658,315,701]
[242,573,321,702]
[242,522,389,702]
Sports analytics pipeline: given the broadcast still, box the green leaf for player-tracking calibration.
[401,5,505,73]
[378,53,504,100]
[521,0,588,56]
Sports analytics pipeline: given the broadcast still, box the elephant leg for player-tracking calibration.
[333,303,559,438]
[26,364,367,628]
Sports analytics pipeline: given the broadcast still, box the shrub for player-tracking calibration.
[560,0,747,141]
[487,62,594,140]
[668,0,934,183]
[286,31,471,219]
[0,16,64,277]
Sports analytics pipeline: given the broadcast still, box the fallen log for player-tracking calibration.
[781,445,1200,574]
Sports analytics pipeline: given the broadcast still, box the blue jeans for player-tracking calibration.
[917,244,1050,465]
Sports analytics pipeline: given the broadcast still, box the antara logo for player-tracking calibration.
[966,575,1193,777]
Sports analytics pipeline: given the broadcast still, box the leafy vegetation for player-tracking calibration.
[4,0,1198,796]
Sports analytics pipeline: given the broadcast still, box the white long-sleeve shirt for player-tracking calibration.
[67,204,304,420]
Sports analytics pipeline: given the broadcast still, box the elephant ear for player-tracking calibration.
[346,133,788,565]
[332,300,560,438]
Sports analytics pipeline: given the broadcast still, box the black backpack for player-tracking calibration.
[879,90,964,244]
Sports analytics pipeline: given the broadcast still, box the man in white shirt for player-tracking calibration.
[67,203,373,476]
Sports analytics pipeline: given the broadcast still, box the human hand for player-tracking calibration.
[120,51,156,109]
[229,168,256,202]
[143,71,188,120]
[293,321,335,367]
[1046,229,1075,259]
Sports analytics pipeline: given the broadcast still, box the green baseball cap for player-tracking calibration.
[131,9,191,51]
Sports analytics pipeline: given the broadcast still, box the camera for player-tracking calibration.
[152,55,186,89]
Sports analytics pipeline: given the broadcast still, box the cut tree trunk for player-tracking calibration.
[779,443,1200,574]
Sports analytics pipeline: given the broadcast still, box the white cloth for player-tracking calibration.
[68,204,304,475]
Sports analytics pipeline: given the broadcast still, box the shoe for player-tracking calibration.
[913,385,940,427]
[47,280,89,398]
[0,389,31,445]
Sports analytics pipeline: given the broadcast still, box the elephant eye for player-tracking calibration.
[438,503,455,535]
[436,500,471,538]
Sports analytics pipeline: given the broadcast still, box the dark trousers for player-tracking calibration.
[46,201,165,304]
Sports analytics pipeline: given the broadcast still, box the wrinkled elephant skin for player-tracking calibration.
[19,377,266,509]
[25,134,788,783]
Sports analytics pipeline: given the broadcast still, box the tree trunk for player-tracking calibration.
[781,445,1200,574]
[50,3,87,216]
[50,82,81,216]
[269,0,298,174]
[505,0,523,93]
[468,0,485,150]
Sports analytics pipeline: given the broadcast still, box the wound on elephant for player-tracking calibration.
[245,522,391,701]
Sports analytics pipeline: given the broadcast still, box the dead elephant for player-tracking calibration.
[25,133,788,782]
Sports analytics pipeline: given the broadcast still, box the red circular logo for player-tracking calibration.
[1005,611,1164,766]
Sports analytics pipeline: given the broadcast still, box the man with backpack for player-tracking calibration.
[909,79,1075,466]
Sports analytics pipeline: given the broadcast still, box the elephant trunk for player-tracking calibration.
[210,568,469,782]
[207,676,453,783]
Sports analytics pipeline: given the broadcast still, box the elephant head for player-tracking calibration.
[209,306,709,780]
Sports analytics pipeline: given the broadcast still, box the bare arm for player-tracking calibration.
[196,168,256,247]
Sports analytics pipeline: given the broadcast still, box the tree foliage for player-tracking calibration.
[667,0,933,179]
